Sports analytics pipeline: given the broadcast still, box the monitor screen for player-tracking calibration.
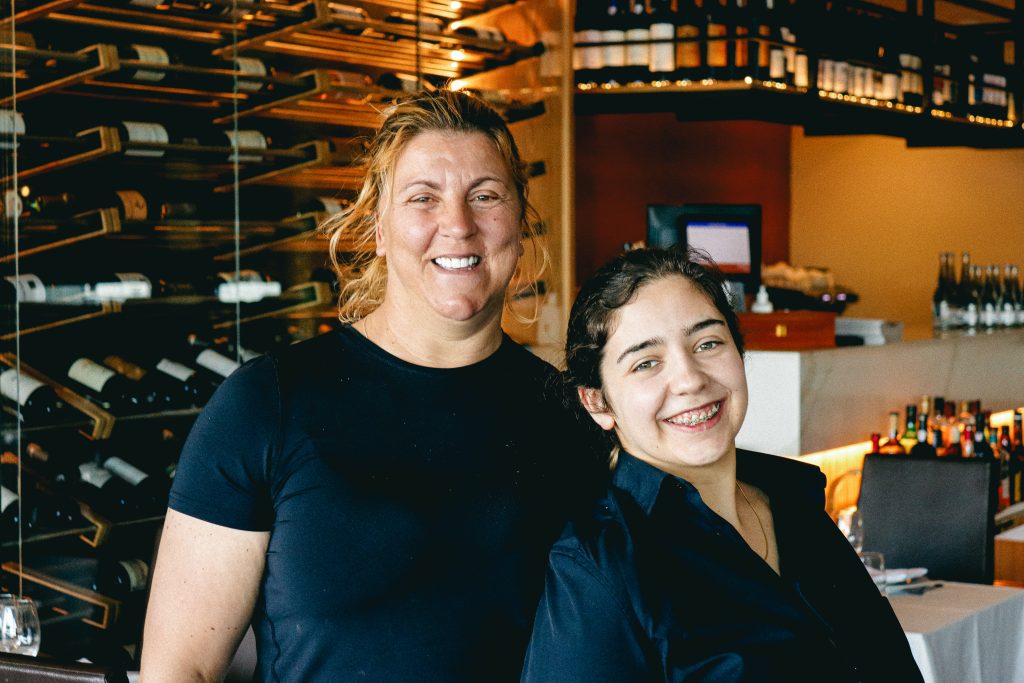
[646,203,762,293]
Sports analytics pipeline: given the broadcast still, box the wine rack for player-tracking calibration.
[1,0,571,668]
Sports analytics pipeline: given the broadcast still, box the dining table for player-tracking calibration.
[887,580,1024,683]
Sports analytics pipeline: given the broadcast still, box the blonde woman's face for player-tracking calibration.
[376,130,523,325]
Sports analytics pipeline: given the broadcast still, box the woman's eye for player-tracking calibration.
[472,193,499,203]
[696,340,723,353]
[408,195,434,204]
[631,359,657,372]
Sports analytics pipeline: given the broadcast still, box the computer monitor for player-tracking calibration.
[646,203,762,298]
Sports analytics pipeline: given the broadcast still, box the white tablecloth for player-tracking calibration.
[888,581,1024,683]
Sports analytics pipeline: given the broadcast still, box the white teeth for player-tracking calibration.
[434,256,480,270]
[666,401,721,426]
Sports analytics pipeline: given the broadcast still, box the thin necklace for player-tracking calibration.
[737,482,769,561]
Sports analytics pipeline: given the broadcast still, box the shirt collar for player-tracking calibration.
[611,449,826,517]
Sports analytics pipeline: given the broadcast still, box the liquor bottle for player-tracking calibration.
[929,426,946,457]
[1012,412,1024,503]
[879,411,905,454]
[973,412,993,459]
[951,250,971,327]
[624,0,651,83]
[0,367,75,425]
[929,395,945,434]
[600,0,629,85]
[997,425,1014,510]
[898,404,918,452]
[1000,264,1018,327]
[868,432,881,454]
[674,0,703,81]
[932,252,955,329]
[909,413,936,457]
[980,264,999,328]
[648,0,675,77]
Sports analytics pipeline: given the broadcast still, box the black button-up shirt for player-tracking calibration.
[521,450,923,682]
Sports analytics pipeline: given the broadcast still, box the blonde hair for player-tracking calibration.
[321,89,546,323]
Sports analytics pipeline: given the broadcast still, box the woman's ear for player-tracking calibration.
[374,212,386,257]
[578,387,616,432]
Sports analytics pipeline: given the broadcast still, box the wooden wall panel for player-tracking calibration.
[573,113,791,286]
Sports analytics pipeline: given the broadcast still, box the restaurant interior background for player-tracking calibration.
[1,0,1024,677]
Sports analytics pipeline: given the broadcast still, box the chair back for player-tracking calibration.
[0,652,127,683]
[857,453,997,584]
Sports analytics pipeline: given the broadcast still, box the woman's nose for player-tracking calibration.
[667,354,707,395]
[439,201,476,238]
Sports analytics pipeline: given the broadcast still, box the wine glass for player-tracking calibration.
[860,551,887,594]
[0,593,41,656]
[836,506,864,554]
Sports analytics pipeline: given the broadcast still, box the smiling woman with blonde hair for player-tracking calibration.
[141,89,599,683]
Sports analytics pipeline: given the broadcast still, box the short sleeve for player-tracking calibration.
[521,548,652,683]
[168,356,280,531]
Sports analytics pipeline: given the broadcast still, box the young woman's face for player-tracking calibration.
[375,130,523,325]
[582,275,748,475]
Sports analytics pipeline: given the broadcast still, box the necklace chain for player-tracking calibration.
[737,482,769,561]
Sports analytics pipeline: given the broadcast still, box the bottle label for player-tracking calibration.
[90,273,153,302]
[769,47,786,80]
[675,25,700,70]
[68,358,116,393]
[156,358,195,382]
[649,23,674,74]
[0,369,46,406]
[5,274,46,303]
[625,28,649,68]
[0,110,25,151]
[130,0,161,6]
[103,456,148,487]
[115,190,148,221]
[833,61,850,94]
[1001,304,1016,327]
[225,130,267,163]
[79,462,113,488]
[0,485,17,513]
[982,304,997,327]
[195,349,240,378]
[216,271,282,303]
[130,44,169,83]
[118,559,150,591]
[122,121,168,158]
[602,30,626,68]
[235,57,268,93]
[794,53,809,89]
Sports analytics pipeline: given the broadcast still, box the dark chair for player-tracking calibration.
[0,652,128,683]
[857,453,997,584]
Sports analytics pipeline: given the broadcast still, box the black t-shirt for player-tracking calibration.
[168,326,602,682]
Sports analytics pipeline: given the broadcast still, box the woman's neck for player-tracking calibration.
[354,305,504,368]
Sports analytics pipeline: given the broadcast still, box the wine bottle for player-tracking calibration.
[100,448,170,515]
[898,404,918,452]
[981,264,999,328]
[624,0,651,84]
[997,425,1013,510]
[703,0,729,80]
[878,411,906,454]
[909,414,936,458]
[674,0,702,82]
[1012,411,1024,504]
[648,0,675,77]
[0,462,89,534]
[22,438,83,491]
[600,0,629,85]
[575,1,605,84]
[932,251,955,329]
[0,367,75,425]
[31,554,150,602]
[114,121,271,162]
[101,355,179,410]
[76,460,143,520]
[63,357,156,415]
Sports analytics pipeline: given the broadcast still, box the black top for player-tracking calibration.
[168,326,602,683]
[521,450,924,683]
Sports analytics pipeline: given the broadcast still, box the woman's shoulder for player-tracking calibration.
[549,488,636,572]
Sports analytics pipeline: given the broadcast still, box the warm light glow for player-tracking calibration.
[450,49,466,61]
[450,0,462,9]
[450,79,467,91]
[18,185,29,198]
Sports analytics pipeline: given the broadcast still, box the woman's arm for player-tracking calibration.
[521,549,652,683]
[140,509,270,683]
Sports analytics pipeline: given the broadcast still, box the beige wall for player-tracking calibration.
[790,131,1024,330]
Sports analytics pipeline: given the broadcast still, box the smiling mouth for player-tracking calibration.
[664,401,722,427]
[433,256,481,270]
